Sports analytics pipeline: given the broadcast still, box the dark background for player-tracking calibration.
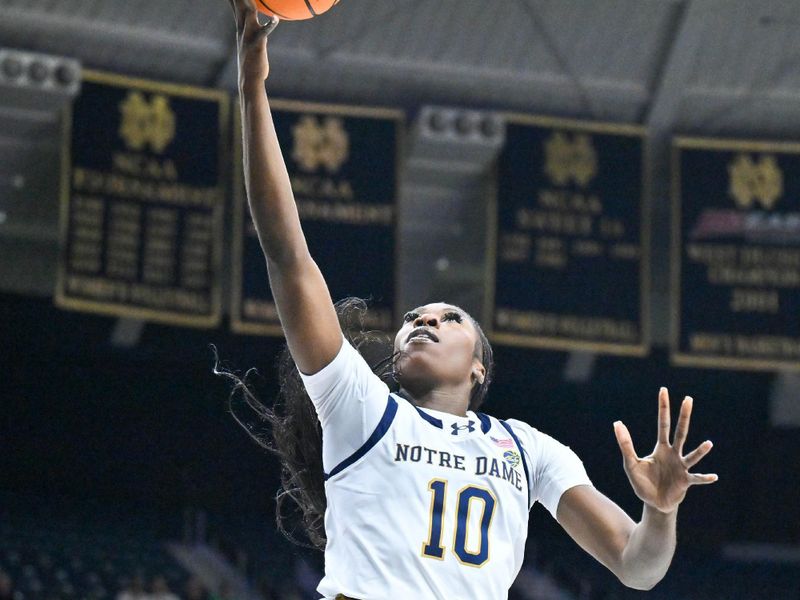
[2,290,795,552]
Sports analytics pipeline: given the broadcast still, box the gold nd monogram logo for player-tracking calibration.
[118,91,176,154]
[291,115,349,173]
[728,153,783,210]
[544,131,598,188]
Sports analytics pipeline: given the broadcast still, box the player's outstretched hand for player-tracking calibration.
[226,0,279,85]
[613,387,717,514]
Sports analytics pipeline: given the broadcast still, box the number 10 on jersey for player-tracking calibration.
[422,479,497,567]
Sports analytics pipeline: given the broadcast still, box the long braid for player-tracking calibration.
[214,298,395,550]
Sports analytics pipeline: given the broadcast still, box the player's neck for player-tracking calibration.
[399,385,471,417]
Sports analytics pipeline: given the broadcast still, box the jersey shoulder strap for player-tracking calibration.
[324,395,398,480]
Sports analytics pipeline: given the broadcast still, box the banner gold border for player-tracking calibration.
[670,135,800,372]
[484,113,650,356]
[54,69,229,328]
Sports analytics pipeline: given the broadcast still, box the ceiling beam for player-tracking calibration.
[0,7,227,64]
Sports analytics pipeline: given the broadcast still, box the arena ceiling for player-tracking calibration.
[2,0,800,352]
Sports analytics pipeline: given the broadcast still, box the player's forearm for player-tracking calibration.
[617,504,677,590]
[237,79,342,374]
[239,80,310,267]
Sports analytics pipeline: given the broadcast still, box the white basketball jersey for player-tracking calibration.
[300,339,591,600]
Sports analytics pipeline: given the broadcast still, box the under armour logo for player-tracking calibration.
[451,420,476,436]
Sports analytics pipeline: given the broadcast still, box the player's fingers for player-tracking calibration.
[657,387,670,445]
[673,396,693,452]
[614,421,638,467]
[240,13,268,49]
[688,473,718,485]
[683,440,713,469]
[262,15,280,37]
[242,7,277,41]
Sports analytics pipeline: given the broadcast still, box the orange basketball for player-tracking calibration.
[254,0,340,20]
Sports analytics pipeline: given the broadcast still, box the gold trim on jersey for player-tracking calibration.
[451,484,497,568]
[420,478,447,560]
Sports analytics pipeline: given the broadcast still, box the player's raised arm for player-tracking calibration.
[556,387,717,590]
[228,0,342,374]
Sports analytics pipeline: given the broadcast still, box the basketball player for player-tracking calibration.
[225,1,718,598]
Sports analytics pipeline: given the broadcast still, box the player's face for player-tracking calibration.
[393,302,485,398]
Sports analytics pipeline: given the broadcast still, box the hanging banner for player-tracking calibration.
[231,100,402,336]
[672,137,800,371]
[488,115,649,354]
[55,70,228,327]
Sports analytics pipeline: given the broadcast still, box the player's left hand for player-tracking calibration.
[613,387,717,514]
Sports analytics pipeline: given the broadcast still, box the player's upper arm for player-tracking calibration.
[267,255,343,376]
[299,336,391,471]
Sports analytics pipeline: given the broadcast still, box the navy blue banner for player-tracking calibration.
[232,100,402,335]
[55,71,228,327]
[672,138,800,370]
[489,115,648,354]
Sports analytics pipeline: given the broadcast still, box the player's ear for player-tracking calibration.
[471,360,486,386]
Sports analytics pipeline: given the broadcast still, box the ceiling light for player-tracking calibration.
[27,60,49,83]
[1,55,23,79]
